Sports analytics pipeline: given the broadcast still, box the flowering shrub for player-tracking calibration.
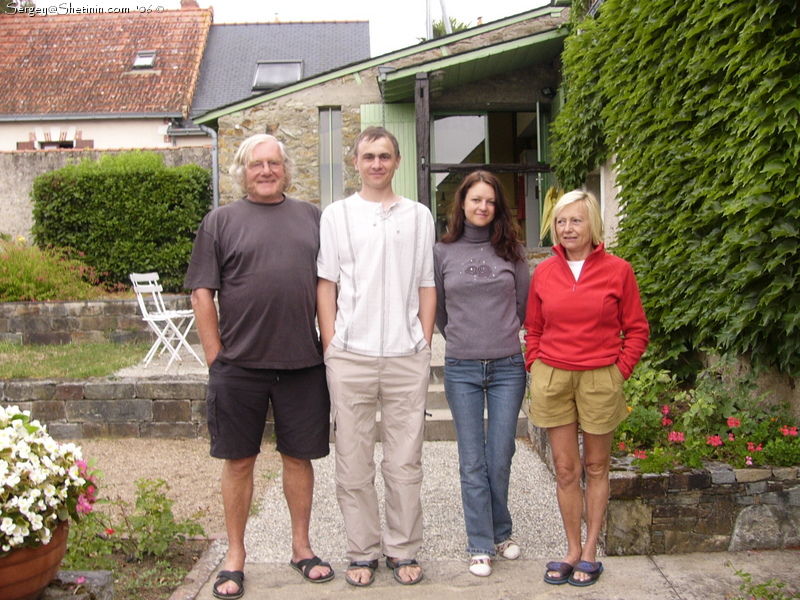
[63,478,205,570]
[615,356,800,473]
[0,236,119,302]
[0,405,98,555]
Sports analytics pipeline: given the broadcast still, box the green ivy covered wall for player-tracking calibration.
[551,0,800,377]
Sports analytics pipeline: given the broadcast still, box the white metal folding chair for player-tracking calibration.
[129,272,203,370]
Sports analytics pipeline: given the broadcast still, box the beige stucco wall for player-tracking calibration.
[601,157,621,246]
[0,120,212,151]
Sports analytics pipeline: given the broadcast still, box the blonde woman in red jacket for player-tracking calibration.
[524,190,649,587]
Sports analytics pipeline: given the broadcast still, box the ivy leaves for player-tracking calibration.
[553,0,800,376]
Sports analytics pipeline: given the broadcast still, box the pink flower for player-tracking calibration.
[745,456,753,466]
[618,442,626,450]
[728,433,736,442]
[662,417,673,427]
[76,576,86,585]
[76,495,94,514]
[727,417,741,428]
[661,405,670,415]
[633,449,647,459]
[706,435,723,447]
[781,425,798,437]
[668,431,685,443]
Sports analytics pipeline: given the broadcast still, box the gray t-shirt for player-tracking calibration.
[185,196,322,369]
[433,223,530,360]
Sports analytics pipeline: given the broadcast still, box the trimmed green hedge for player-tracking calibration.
[32,152,210,292]
[552,0,800,376]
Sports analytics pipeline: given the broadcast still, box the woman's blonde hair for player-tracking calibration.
[550,190,604,246]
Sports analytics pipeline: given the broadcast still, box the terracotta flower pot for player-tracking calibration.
[0,520,69,600]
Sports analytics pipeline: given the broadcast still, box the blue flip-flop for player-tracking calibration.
[568,561,603,587]
[544,561,574,585]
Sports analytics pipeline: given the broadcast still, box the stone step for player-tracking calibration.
[426,382,448,410]
[326,382,529,442]
[421,408,528,442]
[357,409,528,442]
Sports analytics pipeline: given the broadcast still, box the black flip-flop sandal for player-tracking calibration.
[212,570,244,599]
[289,555,335,583]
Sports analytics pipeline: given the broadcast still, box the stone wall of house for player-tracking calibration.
[0,146,212,241]
[0,298,197,345]
[216,10,569,207]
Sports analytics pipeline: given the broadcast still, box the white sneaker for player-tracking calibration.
[496,538,521,560]
[469,554,492,577]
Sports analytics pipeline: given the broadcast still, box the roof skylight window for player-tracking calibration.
[252,60,303,91]
[133,50,157,69]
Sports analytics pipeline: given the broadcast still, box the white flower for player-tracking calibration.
[28,514,44,531]
[1,518,14,535]
[0,406,96,555]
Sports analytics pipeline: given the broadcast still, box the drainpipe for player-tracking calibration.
[198,124,219,209]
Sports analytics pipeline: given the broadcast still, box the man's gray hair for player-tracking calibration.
[229,134,293,194]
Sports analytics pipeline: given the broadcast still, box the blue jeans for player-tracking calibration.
[444,354,527,556]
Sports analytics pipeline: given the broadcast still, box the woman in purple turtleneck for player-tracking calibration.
[433,170,530,578]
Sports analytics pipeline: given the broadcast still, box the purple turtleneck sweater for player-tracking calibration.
[433,223,530,360]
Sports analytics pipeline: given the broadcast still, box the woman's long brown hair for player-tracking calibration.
[440,170,524,263]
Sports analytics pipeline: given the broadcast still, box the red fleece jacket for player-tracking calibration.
[524,243,649,379]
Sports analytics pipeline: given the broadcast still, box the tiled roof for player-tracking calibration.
[191,21,370,116]
[0,9,212,118]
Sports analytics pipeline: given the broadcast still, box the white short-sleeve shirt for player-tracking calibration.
[318,193,435,357]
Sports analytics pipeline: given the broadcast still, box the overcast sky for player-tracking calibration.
[24,0,550,56]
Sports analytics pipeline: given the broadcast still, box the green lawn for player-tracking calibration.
[0,341,151,379]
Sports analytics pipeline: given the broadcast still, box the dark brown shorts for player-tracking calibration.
[206,360,330,460]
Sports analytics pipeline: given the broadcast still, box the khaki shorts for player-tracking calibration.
[528,360,628,435]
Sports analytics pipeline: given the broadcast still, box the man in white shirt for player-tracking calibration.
[317,126,436,587]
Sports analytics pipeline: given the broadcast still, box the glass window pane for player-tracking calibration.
[319,108,342,208]
[432,115,486,164]
[432,115,487,236]
[253,61,303,91]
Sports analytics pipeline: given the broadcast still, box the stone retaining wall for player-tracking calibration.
[0,298,197,345]
[607,461,800,555]
[529,423,800,555]
[1,378,211,439]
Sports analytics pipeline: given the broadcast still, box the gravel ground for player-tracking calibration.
[76,438,282,538]
[243,439,571,564]
[74,437,571,564]
[93,335,571,565]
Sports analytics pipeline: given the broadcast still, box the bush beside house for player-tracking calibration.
[31,152,211,292]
